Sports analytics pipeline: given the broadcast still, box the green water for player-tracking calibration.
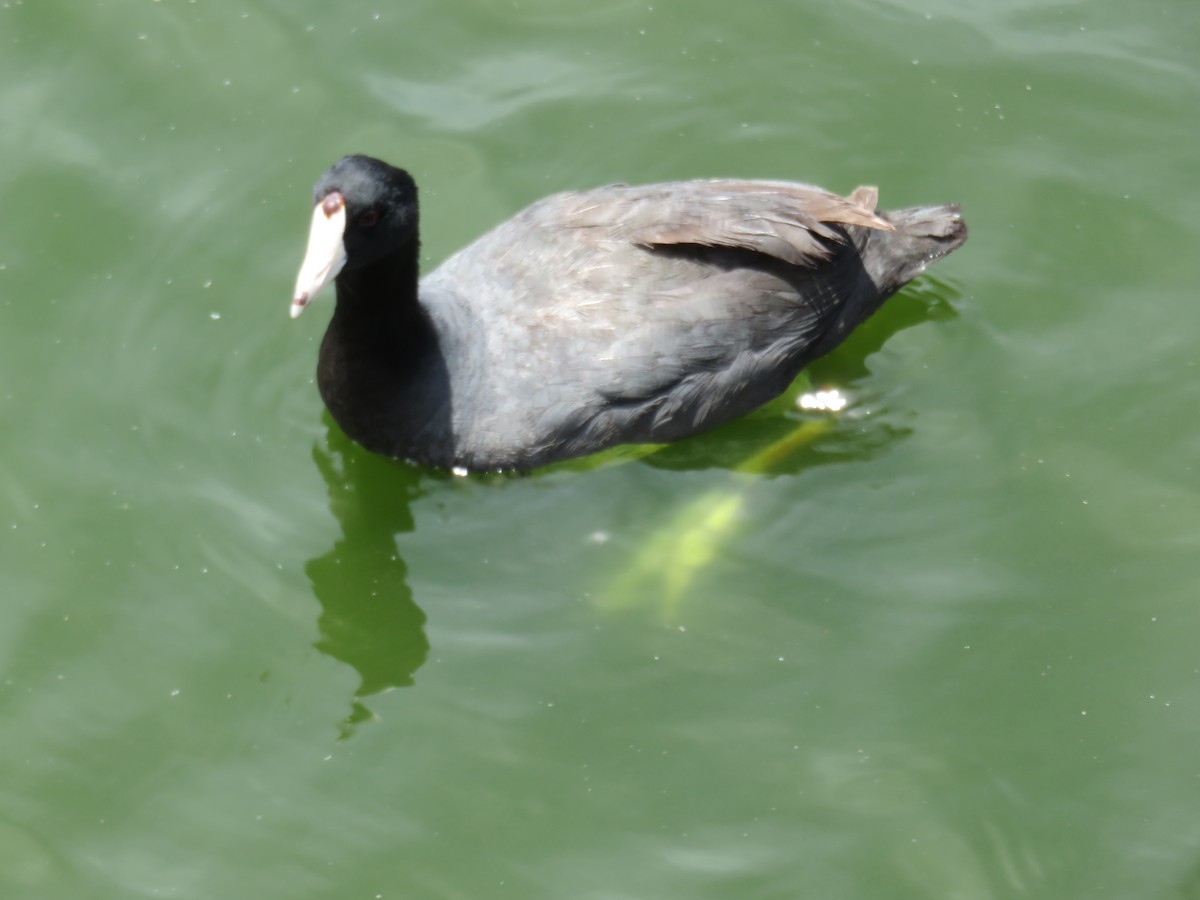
[3,1,1199,897]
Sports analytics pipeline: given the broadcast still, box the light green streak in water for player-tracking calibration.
[599,403,837,618]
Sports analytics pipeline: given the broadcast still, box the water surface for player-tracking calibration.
[2,1,1199,897]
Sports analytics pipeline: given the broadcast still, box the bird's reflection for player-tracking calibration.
[306,420,429,738]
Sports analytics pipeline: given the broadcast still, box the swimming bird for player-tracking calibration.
[291,154,967,472]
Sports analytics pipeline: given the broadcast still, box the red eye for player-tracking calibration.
[359,208,380,227]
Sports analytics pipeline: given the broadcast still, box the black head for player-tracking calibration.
[313,155,419,272]
[292,155,421,317]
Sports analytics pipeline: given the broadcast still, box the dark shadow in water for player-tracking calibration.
[306,419,431,738]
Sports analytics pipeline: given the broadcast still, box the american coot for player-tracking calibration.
[292,155,967,472]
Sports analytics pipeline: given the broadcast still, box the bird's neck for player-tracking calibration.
[317,241,452,461]
[329,244,427,346]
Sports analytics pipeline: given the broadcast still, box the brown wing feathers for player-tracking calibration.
[565,179,892,268]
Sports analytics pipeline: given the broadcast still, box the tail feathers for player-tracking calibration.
[802,195,967,361]
[884,203,967,240]
[862,203,968,295]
